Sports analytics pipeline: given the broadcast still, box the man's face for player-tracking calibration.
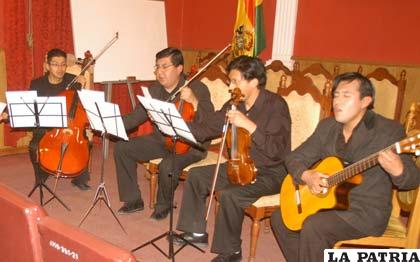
[333,80,372,127]
[154,56,183,91]
[46,56,67,81]
[227,69,258,103]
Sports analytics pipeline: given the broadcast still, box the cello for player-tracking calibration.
[38,33,119,177]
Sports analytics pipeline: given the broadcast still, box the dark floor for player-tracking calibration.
[0,143,285,262]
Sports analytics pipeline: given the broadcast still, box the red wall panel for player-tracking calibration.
[165,0,276,61]
[0,0,5,48]
[294,0,420,64]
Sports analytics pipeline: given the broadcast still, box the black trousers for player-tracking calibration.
[270,209,368,262]
[29,131,90,184]
[114,134,202,210]
[176,163,286,255]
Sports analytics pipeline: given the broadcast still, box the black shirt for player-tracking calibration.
[29,73,81,95]
[122,75,214,154]
[29,73,81,135]
[190,89,291,169]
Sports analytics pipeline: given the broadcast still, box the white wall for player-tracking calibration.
[70,0,167,82]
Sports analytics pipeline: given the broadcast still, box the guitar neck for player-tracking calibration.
[328,143,396,186]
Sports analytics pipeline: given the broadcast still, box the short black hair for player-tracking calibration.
[332,72,375,110]
[46,48,67,64]
[155,47,184,66]
[226,56,266,89]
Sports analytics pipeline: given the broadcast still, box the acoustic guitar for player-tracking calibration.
[280,131,420,231]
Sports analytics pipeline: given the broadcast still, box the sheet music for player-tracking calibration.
[6,91,67,128]
[77,89,105,129]
[97,102,128,140]
[137,95,197,144]
[78,89,128,140]
[0,102,6,113]
[141,86,152,98]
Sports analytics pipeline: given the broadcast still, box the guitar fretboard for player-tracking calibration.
[327,144,396,186]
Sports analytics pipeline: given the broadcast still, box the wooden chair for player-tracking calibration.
[366,67,406,120]
[334,188,419,249]
[243,73,332,261]
[300,62,333,95]
[146,64,230,208]
[335,101,420,249]
[265,60,292,94]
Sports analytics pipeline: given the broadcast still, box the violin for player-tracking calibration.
[164,97,195,154]
[225,88,256,185]
[163,44,232,154]
[205,87,257,220]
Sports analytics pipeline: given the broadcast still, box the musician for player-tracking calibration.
[174,56,291,261]
[114,47,214,219]
[270,72,420,262]
[29,48,91,190]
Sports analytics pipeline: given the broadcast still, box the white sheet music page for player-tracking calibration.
[6,91,37,125]
[97,102,128,141]
[137,95,197,144]
[6,91,68,128]
[78,89,128,140]
[36,96,67,127]
[77,89,105,131]
[0,102,6,113]
[141,86,152,98]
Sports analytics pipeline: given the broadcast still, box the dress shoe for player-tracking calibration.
[172,232,208,247]
[71,180,91,191]
[150,207,170,220]
[211,250,242,262]
[117,199,144,214]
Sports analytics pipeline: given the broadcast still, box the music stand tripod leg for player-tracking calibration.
[131,135,205,260]
[27,142,71,211]
[78,133,126,234]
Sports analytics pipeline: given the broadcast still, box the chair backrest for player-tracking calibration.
[300,63,333,95]
[0,183,47,262]
[38,216,136,262]
[278,73,331,150]
[199,65,231,145]
[265,60,292,94]
[390,102,420,247]
[366,68,406,120]
[402,188,420,248]
[200,64,230,111]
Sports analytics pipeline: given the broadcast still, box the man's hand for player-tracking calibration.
[76,75,87,87]
[1,112,8,122]
[378,149,404,177]
[226,110,257,134]
[85,128,94,141]
[301,169,329,195]
[180,86,198,110]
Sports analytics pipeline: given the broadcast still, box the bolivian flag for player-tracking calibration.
[232,0,266,57]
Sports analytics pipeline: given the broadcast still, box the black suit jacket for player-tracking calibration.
[286,110,420,235]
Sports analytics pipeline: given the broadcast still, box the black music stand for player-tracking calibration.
[77,91,127,233]
[6,91,70,210]
[131,96,204,261]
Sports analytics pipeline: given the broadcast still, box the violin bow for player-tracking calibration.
[167,43,231,102]
[66,32,119,89]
